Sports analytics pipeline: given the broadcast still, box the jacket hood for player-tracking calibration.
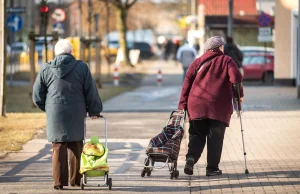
[47,54,78,78]
[225,43,234,50]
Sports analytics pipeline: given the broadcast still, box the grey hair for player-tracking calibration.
[54,39,72,56]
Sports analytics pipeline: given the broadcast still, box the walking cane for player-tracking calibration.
[233,84,249,175]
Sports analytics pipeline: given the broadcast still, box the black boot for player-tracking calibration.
[53,185,63,190]
[206,169,222,176]
[184,157,194,175]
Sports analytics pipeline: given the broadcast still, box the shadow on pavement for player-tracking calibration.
[0,144,52,182]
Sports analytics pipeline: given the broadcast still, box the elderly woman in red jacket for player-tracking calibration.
[178,36,244,176]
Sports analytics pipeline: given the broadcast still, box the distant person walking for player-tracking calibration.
[33,39,103,190]
[193,40,200,54]
[178,36,244,176]
[176,41,197,81]
[224,36,244,76]
[164,39,173,61]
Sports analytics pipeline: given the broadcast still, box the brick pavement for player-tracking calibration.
[1,60,300,193]
[187,86,300,194]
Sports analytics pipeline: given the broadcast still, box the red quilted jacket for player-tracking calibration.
[178,50,243,126]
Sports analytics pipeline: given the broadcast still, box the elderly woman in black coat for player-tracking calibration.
[33,39,103,190]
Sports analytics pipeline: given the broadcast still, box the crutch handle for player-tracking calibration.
[233,84,242,111]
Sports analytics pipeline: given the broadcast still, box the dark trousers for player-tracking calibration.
[186,119,226,171]
[183,67,188,82]
[52,141,83,186]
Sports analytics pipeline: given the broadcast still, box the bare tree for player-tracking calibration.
[99,0,138,66]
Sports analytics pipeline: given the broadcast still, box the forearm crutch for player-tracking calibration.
[233,83,249,175]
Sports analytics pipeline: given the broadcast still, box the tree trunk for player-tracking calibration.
[116,8,131,66]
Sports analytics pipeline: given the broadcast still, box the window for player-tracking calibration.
[243,56,271,65]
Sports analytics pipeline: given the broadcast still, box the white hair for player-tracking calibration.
[54,39,72,56]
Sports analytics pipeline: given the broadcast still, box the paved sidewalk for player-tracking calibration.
[104,60,300,193]
[1,60,300,193]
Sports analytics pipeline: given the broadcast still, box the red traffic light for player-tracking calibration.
[40,6,49,13]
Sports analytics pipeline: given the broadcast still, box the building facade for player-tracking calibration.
[274,0,298,86]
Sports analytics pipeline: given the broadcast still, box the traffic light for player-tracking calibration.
[40,6,49,13]
[40,0,49,35]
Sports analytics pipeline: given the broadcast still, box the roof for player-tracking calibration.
[198,0,257,16]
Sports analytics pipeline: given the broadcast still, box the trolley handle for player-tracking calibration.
[169,109,186,118]
[166,109,187,128]
[84,115,108,148]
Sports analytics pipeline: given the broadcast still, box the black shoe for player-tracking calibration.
[53,185,63,190]
[184,158,194,175]
[206,169,222,176]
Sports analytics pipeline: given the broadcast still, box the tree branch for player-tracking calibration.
[127,0,138,9]
[98,0,121,8]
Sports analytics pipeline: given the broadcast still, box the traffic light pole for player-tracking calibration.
[297,0,300,98]
[40,0,49,62]
[88,0,92,67]
[0,0,7,116]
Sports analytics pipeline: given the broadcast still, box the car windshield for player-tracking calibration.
[243,55,272,65]
[109,41,133,49]
[11,45,24,52]
[134,42,150,50]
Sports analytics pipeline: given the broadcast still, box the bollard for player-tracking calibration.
[157,67,162,86]
[113,64,119,86]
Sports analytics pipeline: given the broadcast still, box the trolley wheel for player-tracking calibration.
[170,171,174,179]
[174,170,179,179]
[108,178,112,190]
[141,168,147,177]
[80,178,84,190]
[146,169,151,176]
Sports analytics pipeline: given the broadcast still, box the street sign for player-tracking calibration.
[258,35,273,42]
[7,7,26,13]
[52,8,66,22]
[6,14,23,32]
[258,12,273,27]
[259,27,272,36]
[258,27,273,42]
[53,22,64,34]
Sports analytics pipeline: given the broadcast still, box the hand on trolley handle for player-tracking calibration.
[90,115,104,119]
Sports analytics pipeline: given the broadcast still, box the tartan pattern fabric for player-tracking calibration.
[146,118,184,160]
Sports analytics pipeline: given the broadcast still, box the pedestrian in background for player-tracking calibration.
[224,36,244,76]
[164,39,173,61]
[32,39,103,190]
[178,36,244,176]
[172,39,181,61]
[176,40,197,82]
[193,40,200,54]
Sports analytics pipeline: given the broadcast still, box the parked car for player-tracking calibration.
[35,37,54,58]
[240,46,274,55]
[11,42,28,54]
[108,41,154,59]
[242,53,274,84]
[132,42,154,59]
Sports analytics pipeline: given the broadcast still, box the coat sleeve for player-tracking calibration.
[227,58,244,97]
[178,59,198,110]
[176,47,182,61]
[83,67,103,117]
[32,70,47,111]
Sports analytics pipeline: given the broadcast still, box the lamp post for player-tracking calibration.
[228,0,233,37]
[297,0,300,98]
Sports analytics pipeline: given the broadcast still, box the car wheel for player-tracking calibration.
[263,71,274,85]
